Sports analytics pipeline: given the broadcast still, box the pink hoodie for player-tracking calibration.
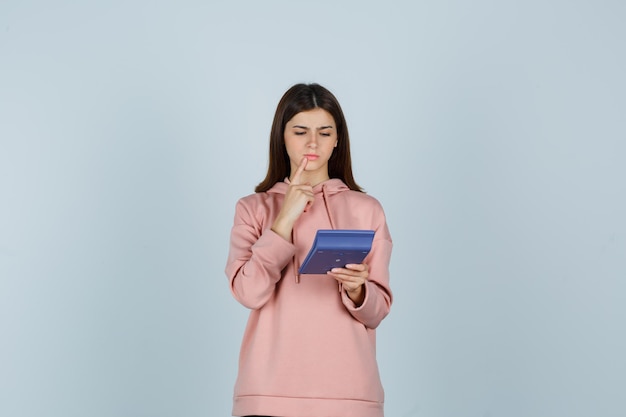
[225,178,393,417]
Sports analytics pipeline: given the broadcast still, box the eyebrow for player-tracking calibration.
[292,125,335,130]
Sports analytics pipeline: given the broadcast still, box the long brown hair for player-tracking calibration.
[255,83,363,192]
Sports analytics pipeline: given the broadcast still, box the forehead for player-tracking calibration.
[286,108,335,127]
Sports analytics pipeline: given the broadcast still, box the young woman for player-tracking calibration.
[225,83,393,417]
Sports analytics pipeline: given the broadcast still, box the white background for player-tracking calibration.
[1,1,625,416]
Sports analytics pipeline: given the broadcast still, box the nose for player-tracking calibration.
[307,134,318,148]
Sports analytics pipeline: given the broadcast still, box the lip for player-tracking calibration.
[304,154,319,160]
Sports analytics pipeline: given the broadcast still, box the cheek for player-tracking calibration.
[283,137,299,154]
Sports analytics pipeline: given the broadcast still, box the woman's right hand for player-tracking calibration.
[271,157,314,241]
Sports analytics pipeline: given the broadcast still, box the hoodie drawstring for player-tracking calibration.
[322,184,337,230]
[293,226,300,283]
[294,184,338,284]
[323,185,343,293]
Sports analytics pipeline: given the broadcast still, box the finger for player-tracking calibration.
[327,272,366,289]
[344,264,367,272]
[292,183,314,194]
[291,157,308,184]
[329,268,353,275]
[334,264,368,276]
[329,268,367,279]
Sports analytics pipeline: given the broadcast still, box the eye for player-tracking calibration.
[320,132,331,137]
[294,131,306,136]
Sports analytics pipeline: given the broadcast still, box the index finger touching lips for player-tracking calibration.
[291,157,308,184]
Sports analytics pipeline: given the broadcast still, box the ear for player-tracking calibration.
[334,141,338,147]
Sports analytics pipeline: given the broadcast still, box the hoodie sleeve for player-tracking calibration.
[341,208,393,329]
[225,198,296,310]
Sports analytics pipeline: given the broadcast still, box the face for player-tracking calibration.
[284,108,338,182]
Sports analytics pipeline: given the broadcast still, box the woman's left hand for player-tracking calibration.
[328,263,369,306]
